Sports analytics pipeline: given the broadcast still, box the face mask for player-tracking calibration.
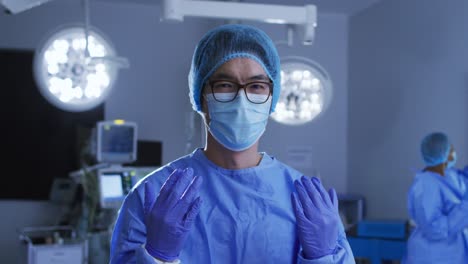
[447,151,457,169]
[204,92,271,151]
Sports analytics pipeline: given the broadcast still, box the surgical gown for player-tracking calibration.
[404,169,468,264]
[110,148,355,264]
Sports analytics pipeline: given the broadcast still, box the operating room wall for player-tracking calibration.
[347,0,468,219]
[0,0,349,261]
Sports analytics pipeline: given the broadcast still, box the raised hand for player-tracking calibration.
[291,176,341,259]
[144,168,203,261]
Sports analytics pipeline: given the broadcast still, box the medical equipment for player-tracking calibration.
[337,194,408,263]
[133,140,163,166]
[96,120,137,164]
[97,166,140,209]
[338,193,365,231]
[33,25,123,112]
[32,0,129,112]
[19,226,88,264]
[70,120,152,209]
[348,236,407,264]
[0,0,53,14]
[161,0,316,45]
[65,162,156,262]
[357,219,408,240]
[270,56,333,125]
[348,220,408,264]
[97,165,157,209]
[49,178,79,205]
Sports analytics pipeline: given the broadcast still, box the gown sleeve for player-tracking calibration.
[109,185,157,264]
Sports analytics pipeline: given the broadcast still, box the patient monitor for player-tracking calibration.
[73,120,157,209]
[96,120,137,164]
[95,120,140,209]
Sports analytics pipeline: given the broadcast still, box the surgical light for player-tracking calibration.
[33,25,120,112]
[271,57,333,125]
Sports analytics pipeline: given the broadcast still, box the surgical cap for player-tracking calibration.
[420,132,451,166]
[188,24,281,113]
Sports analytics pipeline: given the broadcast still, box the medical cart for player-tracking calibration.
[18,225,88,264]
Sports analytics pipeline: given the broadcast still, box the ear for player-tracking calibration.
[199,93,210,124]
[201,94,207,113]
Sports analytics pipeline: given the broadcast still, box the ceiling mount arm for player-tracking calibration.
[161,0,317,45]
[0,0,54,14]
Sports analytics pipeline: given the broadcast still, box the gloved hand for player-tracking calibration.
[144,167,203,261]
[291,176,340,259]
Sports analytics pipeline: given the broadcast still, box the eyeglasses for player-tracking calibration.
[206,80,272,104]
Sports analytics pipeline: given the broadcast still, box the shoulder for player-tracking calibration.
[132,152,201,194]
[409,171,443,197]
[411,171,438,186]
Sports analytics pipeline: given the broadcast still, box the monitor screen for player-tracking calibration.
[97,121,137,164]
[100,174,124,198]
[101,125,135,153]
[99,170,135,208]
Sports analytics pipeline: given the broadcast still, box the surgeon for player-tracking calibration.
[404,132,468,263]
[109,24,355,264]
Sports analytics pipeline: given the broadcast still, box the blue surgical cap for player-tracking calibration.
[188,24,281,113]
[420,132,451,166]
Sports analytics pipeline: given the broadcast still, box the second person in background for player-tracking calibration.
[404,132,468,263]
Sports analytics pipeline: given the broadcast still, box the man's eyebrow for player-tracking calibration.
[210,73,234,80]
[210,73,269,81]
[248,75,270,81]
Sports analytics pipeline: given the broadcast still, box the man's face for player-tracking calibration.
[200,57,271,121]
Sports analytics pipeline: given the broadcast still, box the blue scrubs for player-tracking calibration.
[110,148,355,263]
[404,169,468,263]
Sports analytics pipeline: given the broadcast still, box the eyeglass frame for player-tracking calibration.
[204,79,273,104]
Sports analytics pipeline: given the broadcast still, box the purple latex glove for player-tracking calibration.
[144,168,203,261]
[291,176,340,259]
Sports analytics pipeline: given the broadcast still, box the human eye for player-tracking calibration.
[247,82,270,94]
[212,81,236,93]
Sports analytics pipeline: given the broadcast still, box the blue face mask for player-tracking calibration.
[204,92,271,151]
[447,151,457,169]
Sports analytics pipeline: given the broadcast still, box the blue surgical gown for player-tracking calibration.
[404,169,468,263]
[110,148,355,264]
